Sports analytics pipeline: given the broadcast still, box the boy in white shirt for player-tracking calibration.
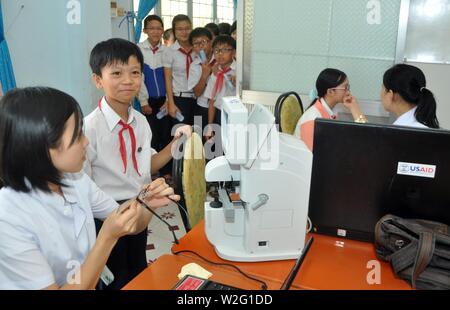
[163,14,196,126]
[187,27,215,135]
[204,35,236,138]
[138,15,171,177]
[84,38,190,289]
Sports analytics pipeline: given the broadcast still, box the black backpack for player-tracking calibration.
[375,214,450,290]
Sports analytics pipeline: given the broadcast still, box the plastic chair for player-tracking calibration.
[274,92,304,135]
[172,132,206,231]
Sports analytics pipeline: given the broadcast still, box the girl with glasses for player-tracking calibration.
[294,68,366,151]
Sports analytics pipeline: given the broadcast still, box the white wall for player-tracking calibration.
[407,62,450,130]
[4,0,111,114]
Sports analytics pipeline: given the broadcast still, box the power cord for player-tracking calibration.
[168,198,191,230]
[172,249,268,290]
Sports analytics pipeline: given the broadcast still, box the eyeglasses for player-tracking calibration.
[175,27,191,32]
[332,84,351,91]
[136,188,180,245]
[144,27,163,32]
[192,39,209,47]
[213,48,233,55]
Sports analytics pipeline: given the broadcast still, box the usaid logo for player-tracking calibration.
[397,162,436,179]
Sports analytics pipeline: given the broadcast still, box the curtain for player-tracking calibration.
[0,0,16,94]
[134,0,158,43]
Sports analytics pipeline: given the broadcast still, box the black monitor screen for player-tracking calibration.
[308,119,450,242]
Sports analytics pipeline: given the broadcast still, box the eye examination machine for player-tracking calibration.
[204,97,312,262]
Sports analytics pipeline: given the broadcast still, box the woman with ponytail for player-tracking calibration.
[381,64,439,129]
[294,68,366,151]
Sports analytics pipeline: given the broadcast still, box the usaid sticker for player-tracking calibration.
[397,162,436,179]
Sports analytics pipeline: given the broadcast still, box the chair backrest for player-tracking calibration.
[274,92,304,135]
[172,133,206,231]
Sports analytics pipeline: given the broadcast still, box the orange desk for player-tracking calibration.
[124,221,411,290]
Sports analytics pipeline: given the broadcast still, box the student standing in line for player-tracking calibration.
[381,64,439,129]
[163,14,196,126]
[230,21,237,40]
[218,22,231,36]
[294,68,366,151]
[204,35,237,138]
[205,23,219,41]
[163,28,175,47]
[138,15,172,178]
[84,38,190,289]
[0,87,178,289]
[187,27,215,135]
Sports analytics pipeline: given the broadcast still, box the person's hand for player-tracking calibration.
[141,104,153,115]
[168,100,180,118]
[205,124,215,140]
[343,94,367,122]
[100,201,141,240]
[343,94,361,113]
[174,124,192,140]
[229,75,237,87]
[140,178,180,209]
[211,63,220,76]
[201,63,212,79]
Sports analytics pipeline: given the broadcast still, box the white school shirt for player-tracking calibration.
[84,97,157,201]
[393,106,428,128]
[0,173,118,289]
[188,55,214,108]
[203,60,237,110]
[138,41,166,106]
[162,41,194,94]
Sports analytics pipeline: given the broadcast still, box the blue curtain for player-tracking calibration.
[134,0,158,43]
[0,0,16,94]
[234,0,237,19]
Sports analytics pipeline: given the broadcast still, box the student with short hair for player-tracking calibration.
[138,15,171,177]
[294,68,366,151]
[85,38,190,289]
[218,22,231,36]
[0,87,177,289]
[163,28,175,47]
[163,14,196,126]
[204,35,237,138]
[205,23,219,40]
[381,64,439,129]
[230,21,237,40]
[188,27,215,133]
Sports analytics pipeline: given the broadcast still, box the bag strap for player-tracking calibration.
[411,231,435,288]
[374,214,396,246]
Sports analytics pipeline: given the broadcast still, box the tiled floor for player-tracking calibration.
[145,202,187,264]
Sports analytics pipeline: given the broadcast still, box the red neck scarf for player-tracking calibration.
[211,67,232,99]
[178,47,193,79]
[98,99,141,176]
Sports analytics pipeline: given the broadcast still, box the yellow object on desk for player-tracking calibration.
[177,263,212,280]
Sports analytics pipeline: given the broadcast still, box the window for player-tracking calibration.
[161,0,188,30]
[216,0,234,25]
[133,0,235,32]
[193,0,213,28]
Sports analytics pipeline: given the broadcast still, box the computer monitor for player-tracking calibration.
[309,119,450,242]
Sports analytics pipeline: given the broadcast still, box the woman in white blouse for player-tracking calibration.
[381,64,439,129]
[0,87,179,290]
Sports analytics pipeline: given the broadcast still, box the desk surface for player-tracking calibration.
[124,221,411,290]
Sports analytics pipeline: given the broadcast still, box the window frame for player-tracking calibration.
[134,0,235,25]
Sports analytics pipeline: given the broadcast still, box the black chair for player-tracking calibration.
[274,91,304,135]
